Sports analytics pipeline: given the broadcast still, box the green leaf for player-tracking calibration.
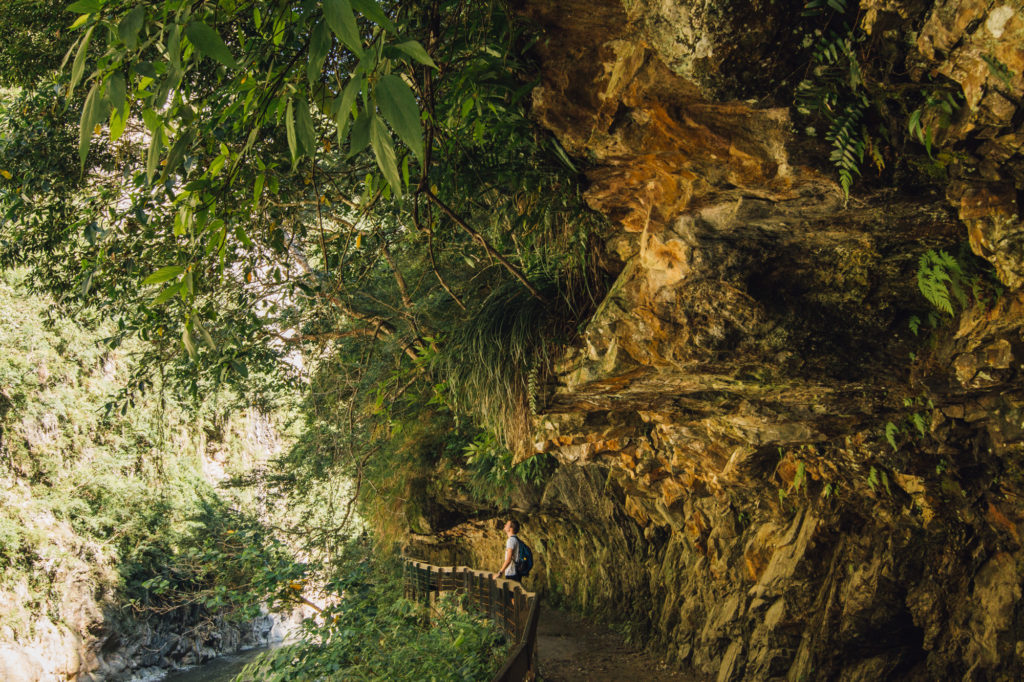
[793,461,806,491]
[912,412,927,436]
[295,98,318,157]
[230,359,249,378]
[79,81,106,169]
[66,0,101,13]
[307,21,331,86]
[196,320,216,349]
[152,282,181,305]
[235,222,254,248]
[132,61,157,79]
[80,270,95,297]
[334,76,361,144]
[369,114,401,196]
[937,250,960,273]
[375,74,423,163]
[182,326,197,360]
[109,103,128,141]
[908,108,922,137]
[351,0,396,33]
[348,113,370,157]
[143,266,185,285]
[393,40,437,69]
[272,17,285,46]
[108,72,126,113]
[185,21,237,68]
[68,26,94,99]
[550,138,577,173]
[286,99,299,167]
[68,13,90,30]
[117,5,145,50]
[232,127,259,176]
[173,207,189,235]
[209,153,226,176]
[323,0,362,56]
[161,130,194,182]
[167,24,182,68]
[884,421,898,451]
[146,128,161,183]
[141,108,160,132]
[253,174,265,209]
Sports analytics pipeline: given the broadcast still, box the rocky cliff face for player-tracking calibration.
[418,1,1024,679]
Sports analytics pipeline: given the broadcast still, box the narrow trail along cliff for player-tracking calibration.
[537,606,699,681]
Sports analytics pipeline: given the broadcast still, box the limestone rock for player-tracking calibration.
[424,1,1024,678]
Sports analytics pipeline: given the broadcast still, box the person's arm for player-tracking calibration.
[496,544,514,578]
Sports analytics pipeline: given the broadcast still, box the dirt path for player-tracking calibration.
[535,605,705,681]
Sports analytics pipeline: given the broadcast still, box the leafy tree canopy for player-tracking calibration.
[1,0,604,530]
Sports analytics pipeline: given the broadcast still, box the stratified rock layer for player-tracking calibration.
[420,1,1024,680]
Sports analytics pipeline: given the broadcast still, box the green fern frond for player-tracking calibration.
[911,412,927,436]
[885,421,899,451]
[802,0,850,17]
[825,98,867,198]
[935,249,961,274]
[908,90,963,159]
[916,249,966,316]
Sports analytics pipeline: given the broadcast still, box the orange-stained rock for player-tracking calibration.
[661,478,688,509]
[684,509,708,541]
[743,525,778,583]
[986,501,1021,543]
[625,495,651,527]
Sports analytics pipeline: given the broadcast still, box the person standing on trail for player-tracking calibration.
[495,518,522,583]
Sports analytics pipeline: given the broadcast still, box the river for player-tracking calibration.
[157,647,270,682]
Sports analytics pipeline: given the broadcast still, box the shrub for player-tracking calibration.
[238,539,509,681]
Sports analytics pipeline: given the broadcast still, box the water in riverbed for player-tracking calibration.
[156,647,269,682]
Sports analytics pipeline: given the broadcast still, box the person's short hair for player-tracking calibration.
[507,519,520,533]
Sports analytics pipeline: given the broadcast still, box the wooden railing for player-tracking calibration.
[403,559,539,682]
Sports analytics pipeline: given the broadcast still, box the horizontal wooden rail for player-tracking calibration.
[403,558,539,682]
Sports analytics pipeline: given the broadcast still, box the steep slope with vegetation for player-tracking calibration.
[3,0,1024,680]
[0,270,302,679]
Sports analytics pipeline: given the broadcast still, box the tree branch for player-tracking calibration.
[422,188,543,301]
[381,241,413,311]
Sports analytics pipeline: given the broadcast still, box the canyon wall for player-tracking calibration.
[417,1,1024,679]
[0,404,290,682]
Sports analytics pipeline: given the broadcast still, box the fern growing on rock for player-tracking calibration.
[826,94,868,198]
[916,249,964,316]
[795,0,961,198]
[795,0,869,198]
[909,247,1002,335]
[907,90,961,159]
